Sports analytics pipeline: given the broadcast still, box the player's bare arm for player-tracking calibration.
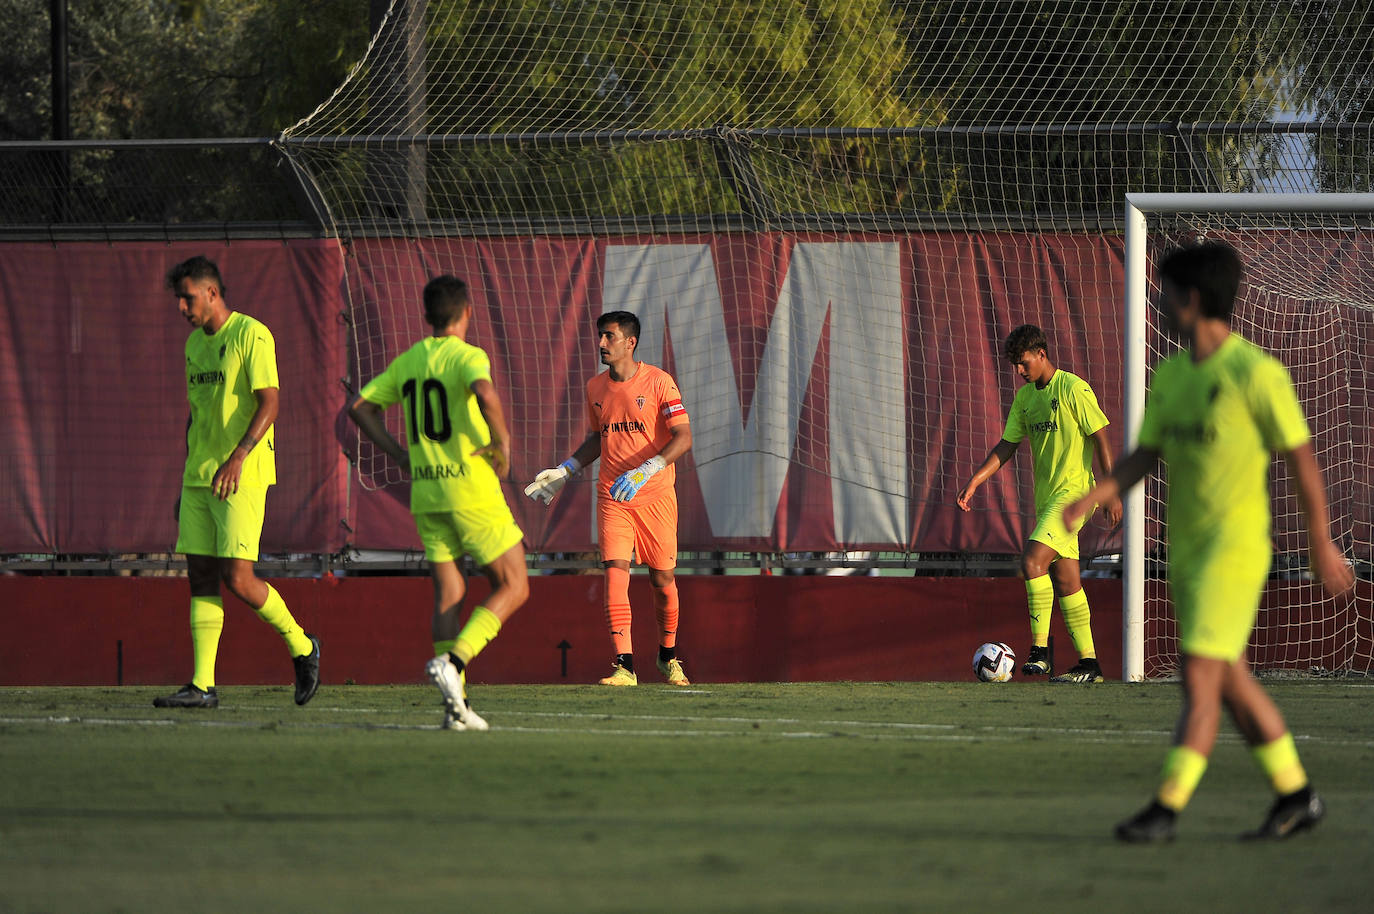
[212,386,278,500]
[957,439,1019,511]
[570,429,602,468]
[1089,427,1124,527]
[347,394,410,474]
[1063,446,1159,528]
[469,377,513,479]
[1284,442,1356,597]
[659,421,692,465]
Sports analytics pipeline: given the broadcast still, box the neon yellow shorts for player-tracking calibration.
[174,485,266,561]
[1171,550,1270,662]
[1028,494,1089,561]
[414,500,524,567]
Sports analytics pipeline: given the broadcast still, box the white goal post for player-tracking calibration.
[1122,192,1374,682]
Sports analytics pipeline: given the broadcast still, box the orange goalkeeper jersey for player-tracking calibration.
[585,362,689,502]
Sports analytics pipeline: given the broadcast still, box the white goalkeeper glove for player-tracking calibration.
[609,455,666,502]
[523,457,582,505]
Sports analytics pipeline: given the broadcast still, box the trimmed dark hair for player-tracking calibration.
[1158,241,1243,320]
[422,274,471,329]
[597,309,641,343]
[166,255,225,295]
[1003,324,1048,362]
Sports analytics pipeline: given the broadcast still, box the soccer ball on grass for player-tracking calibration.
[973,642,1016,682]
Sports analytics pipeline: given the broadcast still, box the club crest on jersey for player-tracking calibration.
[219,344,226,360]
[1049,397,1059,413]
[635,396,646,410]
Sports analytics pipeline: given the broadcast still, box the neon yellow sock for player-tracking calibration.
[190,596,224,691]
[1252,732,1308,796]
[1059,587,1096,659]
[453,606,503,667]
[1025,574,1053,647]
[1157,746,1209,811]
[254,584,313,657]
[433,638,457,658]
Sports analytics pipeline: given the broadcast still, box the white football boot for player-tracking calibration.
[425,654,490,731]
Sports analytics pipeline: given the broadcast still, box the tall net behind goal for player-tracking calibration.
[272,2,1374,576]
[1126,196,1374,679]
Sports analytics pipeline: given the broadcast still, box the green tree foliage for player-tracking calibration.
[289,0,935,223]
[4,1,1373,226]
[0,0,369,223]
[1290,0,1374,191]
[292,0,1373,228]
[0,0,368,141]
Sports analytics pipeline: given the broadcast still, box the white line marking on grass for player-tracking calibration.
[5,713,1374,747]
[505,709,960,730]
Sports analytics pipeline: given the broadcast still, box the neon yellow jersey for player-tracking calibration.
[183,311,277,488]
[1138,334,1310,562]
[359,336,506,515]
[1002,369,1109,513]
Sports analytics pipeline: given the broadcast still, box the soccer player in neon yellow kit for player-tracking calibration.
[159,255,320,709]
[1065,241,1355,841]
[958,325,1122,682]
[348,275,529,730]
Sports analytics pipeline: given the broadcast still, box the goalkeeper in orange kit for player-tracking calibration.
[525,310,693,686]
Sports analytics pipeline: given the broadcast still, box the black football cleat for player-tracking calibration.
[153,683,219,709]
[1242,787,1325,840]
[1115,801,1177,843]
[1051,658,1105,683]
[293,634,321,706]
[1021,645,1050,675]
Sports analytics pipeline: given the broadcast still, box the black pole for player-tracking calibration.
[50,0,70,221]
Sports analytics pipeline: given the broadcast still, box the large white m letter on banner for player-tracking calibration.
[603,242,907,543]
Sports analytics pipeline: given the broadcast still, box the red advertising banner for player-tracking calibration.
[1,233,1130,556]
[343,233,1128,556]
[0,240,349,553]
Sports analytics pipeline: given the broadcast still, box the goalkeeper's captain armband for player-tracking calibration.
[523,457,582,505]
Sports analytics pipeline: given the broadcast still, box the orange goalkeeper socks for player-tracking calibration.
[654,580,679,650]
[605,565,633,656]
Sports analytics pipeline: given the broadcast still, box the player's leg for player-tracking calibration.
[428,556,468,654]
[1222,659,1325,839]
[424,556,485,730]
[597,499,637,685]
[213,486,318,704]
[599,559,637,685]
[446,526,530,727]
[424,506,527,730]
[648,567,689,685]
[1029,496,1101,682]
[157,487,223,708]
[1047,556,1103,683]
[636,494,690,686]
[1118,560,1266,843]
[1116,652,1224,842]
[1018,539,1057,675]
[415,512,482,729]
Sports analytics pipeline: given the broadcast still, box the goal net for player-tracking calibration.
[1124,195,1374,680]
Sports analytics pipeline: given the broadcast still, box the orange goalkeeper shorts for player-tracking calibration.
[597,489,678,569]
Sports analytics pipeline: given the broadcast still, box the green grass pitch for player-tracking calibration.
[3,681,1372,912]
